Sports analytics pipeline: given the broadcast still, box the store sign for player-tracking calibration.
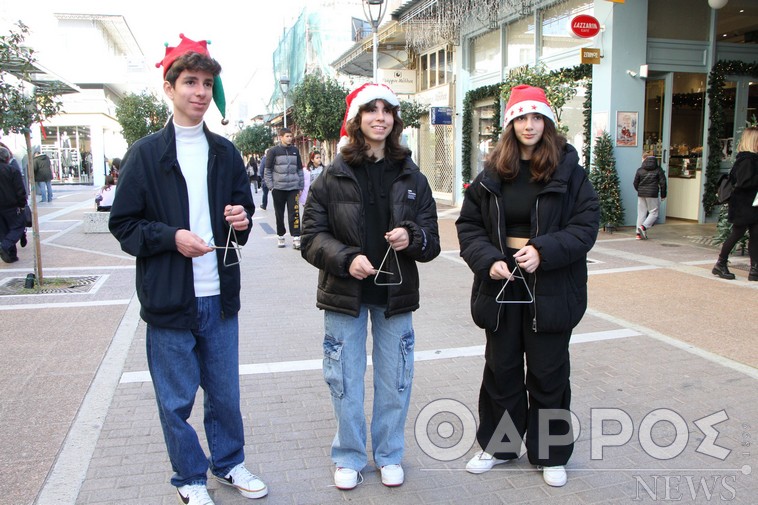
[430,107,453,125]
[378,69,416,95]
[581,48,602,64]
[570,14,601,38]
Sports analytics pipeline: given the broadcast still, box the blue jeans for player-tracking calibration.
[322,306,414,471]
[146,296,245,487]
[37,180,52,202]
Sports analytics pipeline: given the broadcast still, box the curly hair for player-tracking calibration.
[165,52,221,85]
[340,99,410,167]
[485,115,566,183]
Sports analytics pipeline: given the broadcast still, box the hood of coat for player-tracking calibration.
[734,151,758,165]
[642,156,659,171]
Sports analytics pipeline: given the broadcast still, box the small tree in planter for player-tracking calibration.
[590,131,625,232]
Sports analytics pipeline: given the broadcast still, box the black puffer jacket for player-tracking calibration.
[300,153,440,317]
[727,151,758,226]
[456,144,599,333]
[633,156,667,198]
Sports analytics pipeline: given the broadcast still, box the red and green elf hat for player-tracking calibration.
[156,34,228,125]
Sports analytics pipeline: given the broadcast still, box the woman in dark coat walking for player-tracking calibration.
[712,126,758,280]
[456,85,599,487]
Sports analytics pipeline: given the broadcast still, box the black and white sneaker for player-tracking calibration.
[214,463,268,499]
[176,484,214,505]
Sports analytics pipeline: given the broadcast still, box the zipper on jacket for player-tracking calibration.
[532,196,539,332]
[480,180,505,332]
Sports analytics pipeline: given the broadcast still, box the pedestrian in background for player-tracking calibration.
[456,84,599,488]
[301,83,440,491]
[258,153,269,210]
[94,174,116,211]
[633,150,667,240]
[0,142,28,248]
[300,150,323,209]
[109,34,266,504]
[264,128,303,249]
[33,146,53,203]
[0,146,27,263]
[712,126,758,281]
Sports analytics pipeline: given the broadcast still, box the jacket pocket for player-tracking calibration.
[470,279,502,332]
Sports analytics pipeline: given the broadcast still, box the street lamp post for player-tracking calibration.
[279,76,290,128]
[364,0,387,83]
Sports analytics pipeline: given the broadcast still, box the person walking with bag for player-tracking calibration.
[456,85,599,488]
[300,83,440,491]
[712,126,758,281]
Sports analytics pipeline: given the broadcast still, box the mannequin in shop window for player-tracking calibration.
[61,131,72,177]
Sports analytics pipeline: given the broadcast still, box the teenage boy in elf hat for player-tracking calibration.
[109,34,265,504]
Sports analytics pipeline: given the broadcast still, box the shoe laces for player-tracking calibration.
[227,463,259,485]
[178,484,213,505]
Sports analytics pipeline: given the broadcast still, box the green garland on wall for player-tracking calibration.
[461,64,592,184]
[703,60,758,215]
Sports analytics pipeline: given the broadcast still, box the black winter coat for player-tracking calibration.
[0,161,27,209]
[300,153,440,318]
[727,151,758,226]
[456,144,599,333]
[109,120,254,329]
[633,157,667,198]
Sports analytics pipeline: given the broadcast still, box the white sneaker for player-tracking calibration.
[292,236,301,250]
[542,465,567,487]
[176,484,215,505]
[465,450,508,474]
[214,463,268,498]
[380,464,404,487]
[334,467,360,490]
[277,236,285,248]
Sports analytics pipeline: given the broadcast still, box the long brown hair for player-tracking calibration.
[485,115,566,183]
[341,99,410,167]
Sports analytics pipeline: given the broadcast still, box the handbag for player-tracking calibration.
[23,205,32,227]
[716,174,734,204]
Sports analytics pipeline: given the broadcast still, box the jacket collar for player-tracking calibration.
[158,117,225,172]
[331,153,418,178]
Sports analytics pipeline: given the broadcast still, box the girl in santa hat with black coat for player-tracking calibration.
[456,84,599,488]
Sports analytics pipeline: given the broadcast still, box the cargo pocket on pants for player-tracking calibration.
[323,334,344,398]
[396,331,415,392]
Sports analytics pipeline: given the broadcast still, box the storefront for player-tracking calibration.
[455,0,758,223]
[40,126,93,184]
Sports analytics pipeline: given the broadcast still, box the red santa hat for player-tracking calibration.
[339,83,401,140]
[503,84,555,128]
[156,34,228,124]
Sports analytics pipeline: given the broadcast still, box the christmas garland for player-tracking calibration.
[703,60,758,214]
[461,64,592,185]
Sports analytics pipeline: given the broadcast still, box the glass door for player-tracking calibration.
[643,74,671,222]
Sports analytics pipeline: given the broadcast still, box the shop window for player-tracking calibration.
[507,16,535,68]
[472,29,500,76]
[420,46,453,91]
[541,0,594,58]
[648,0,709,41]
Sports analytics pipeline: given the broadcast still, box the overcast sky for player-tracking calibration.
[2,0,307,124]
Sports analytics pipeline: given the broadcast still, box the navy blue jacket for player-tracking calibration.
[109,120,254,329]
[456,144,599,333]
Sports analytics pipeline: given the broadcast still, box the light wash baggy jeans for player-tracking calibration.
[322,305,414,471]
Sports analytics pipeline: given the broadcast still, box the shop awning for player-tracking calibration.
[331,20,408,77]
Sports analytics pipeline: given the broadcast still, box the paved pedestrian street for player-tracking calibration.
[0,188,756,505]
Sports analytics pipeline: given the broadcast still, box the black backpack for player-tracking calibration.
[716,173,734,204]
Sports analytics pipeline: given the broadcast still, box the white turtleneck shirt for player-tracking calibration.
[174,120,220,297]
